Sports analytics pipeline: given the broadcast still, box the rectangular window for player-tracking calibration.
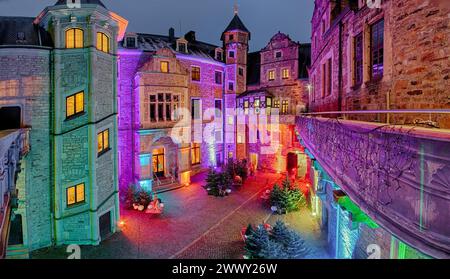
[96,32,109,53]
[215,71,223,85]
[371,19,384,80]
[158,103,164,121]
[275,51,282,58]
[354,33,363,85]
[274,100,280,108]
[228,82,234,91]
[215,99,222,118]
[229,51,235,58]
[238,67,244,76]
[254,98,260,115]
[282,69,290,79]
[229,34,234,41]
[178,42,187,53]
[327,58,332,96]
[282,100,289,115]
[191,99,201,120]
[126,37,136,48]
[191,143,201,165]
[191,66,201,81]
[216,51,223,61]
[160,61,169,73]
[166,103,171,121]
[67,183,85,207]
[244,99,249,115]
[321,63,326,98]
[97,129,110,155]
[150,104,156,122]
[266,97,272,115]
[268,70,275,81]
[66,91,84,118]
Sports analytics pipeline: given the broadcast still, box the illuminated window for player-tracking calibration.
[244,99,249,115]
[192,66,201,81]
[96,32,110,53]
[274,100,280,108]
[67,183,85,207]
[266,97,272,115]
[191,143,201,165]
[97,129,110,155]
[268,70,275,81]
[66,28,83,49]
[282,69,290,79]
[281,100,289,115]
[66,91,84,118]
[254,98,260,114]
[161,61,169,73]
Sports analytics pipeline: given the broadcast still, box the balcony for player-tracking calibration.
[295,114,450,258]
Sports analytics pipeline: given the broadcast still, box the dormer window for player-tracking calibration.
[215,49,223,61]
[125,36,137,48]
[177,38,188,53]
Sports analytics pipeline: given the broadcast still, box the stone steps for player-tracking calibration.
[6,245,29,259]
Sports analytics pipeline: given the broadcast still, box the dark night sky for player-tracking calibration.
[0,0,314,51]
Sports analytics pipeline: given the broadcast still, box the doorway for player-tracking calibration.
[152,148,165,178]
[0,106,21,130]
[99,211,112,241]
[287,152,298,175]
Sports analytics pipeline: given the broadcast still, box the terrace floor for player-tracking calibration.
[32,171,331,259]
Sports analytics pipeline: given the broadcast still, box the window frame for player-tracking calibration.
[65,28,84,49]
[97,129,110,156]
[191,98,201,120]
[354,33,363,86]
[160,61,169,73]
[66,183,85,207]
[66,91,85,119]
[371,19,384,81]
[191,143,201,166]
[282,68,290,79]
[215,71,223,85]
[96,32,110,53]
[191,66,201,82]
[268,70,276,81]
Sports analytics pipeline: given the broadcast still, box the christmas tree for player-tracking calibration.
[258,240,289,259]
[285,230,310,259]
[244,225,270,259]
[245,224,255,237]
[270,220,291,246]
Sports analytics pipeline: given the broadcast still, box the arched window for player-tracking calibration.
[66,28,84,49]
[97,32,110,53]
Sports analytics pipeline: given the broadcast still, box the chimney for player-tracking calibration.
[169,27,175,42]
[184,31,196,42]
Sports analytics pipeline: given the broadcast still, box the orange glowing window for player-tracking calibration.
[66,28,84,49]
[97,129,110,155]
[96,32,110,53]
[282,69,290,79]
[268,70,275,81]
[66,91,84,118]
[191,143,201,165]
[67,183,85,206]
[192,66,201,81]
[160,61,169,73]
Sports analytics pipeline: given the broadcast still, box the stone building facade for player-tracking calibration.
[309,0,449,128]
[304,0,449,259]
[236,33,311,173]
[0,0,127,254]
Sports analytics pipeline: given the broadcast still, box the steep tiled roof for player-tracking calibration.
[0,17,53,47]
[121,33,222,62]
[54,0,107,8]
[221,14,251,40]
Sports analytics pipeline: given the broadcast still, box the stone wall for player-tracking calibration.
[310,0,450,128]
[0,48,53,250]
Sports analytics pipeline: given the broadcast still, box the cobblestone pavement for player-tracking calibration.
[32,171,330,259]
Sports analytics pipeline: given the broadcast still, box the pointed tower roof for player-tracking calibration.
[54,0,107,9]
[221,14,251,40]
